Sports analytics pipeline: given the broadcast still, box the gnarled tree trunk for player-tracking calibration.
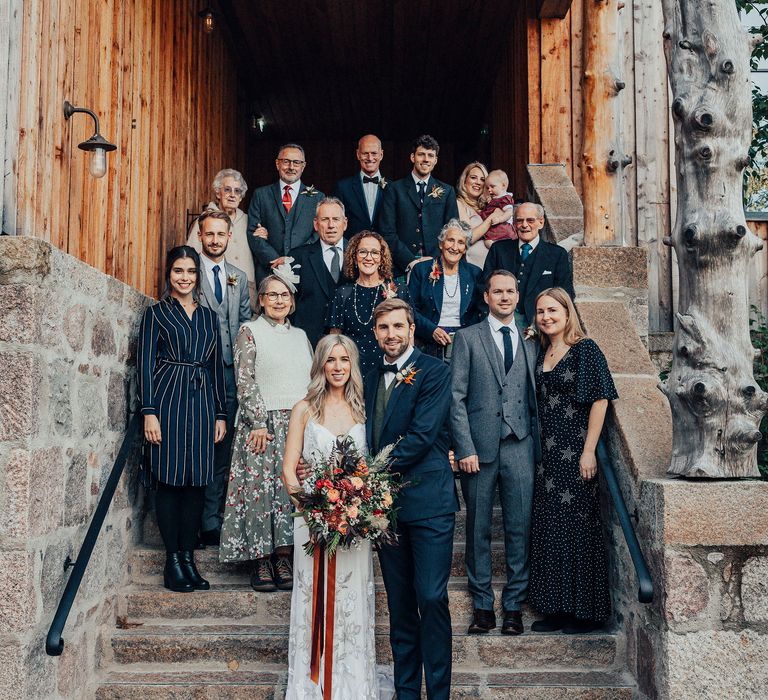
[660,0,768,477]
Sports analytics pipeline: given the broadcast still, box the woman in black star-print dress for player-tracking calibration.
[326,230,411,376]
[528,287,618,634]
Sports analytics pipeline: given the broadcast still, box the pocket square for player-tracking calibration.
[542,270,553,275]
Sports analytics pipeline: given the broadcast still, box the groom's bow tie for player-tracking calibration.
[363,175,380,185]
[379,363,398,374]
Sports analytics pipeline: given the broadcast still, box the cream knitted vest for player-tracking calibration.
[246,316,312,411]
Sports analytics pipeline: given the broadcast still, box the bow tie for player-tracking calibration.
[379,363,398,374]
[363,176,380,185]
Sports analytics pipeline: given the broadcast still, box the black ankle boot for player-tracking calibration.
[178,550,210,590]
[164,552,194,592]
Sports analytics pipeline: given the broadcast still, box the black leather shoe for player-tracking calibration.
[250,558,277,592]
[163,552,194,592]
[562,618,602,634]
[468,608,496,634]
[178,550,210,590]
[501,609,524,635]
[531,613,569,632]
[200,528,221,547]
[273,555,294,591]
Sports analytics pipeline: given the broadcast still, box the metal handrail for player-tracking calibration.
[46,411,142,656]
[597,438,654,604]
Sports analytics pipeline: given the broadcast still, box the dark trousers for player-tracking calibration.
[202,365,237,532]
[378,513,455,700]
[155,483,206,553]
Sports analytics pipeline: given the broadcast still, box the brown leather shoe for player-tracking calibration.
[468,608,496,634]
[501,609,524,635]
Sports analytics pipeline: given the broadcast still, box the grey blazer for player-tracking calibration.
[450,320,541,464]
[198,260,251,366]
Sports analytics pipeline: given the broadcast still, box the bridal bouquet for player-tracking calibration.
[293,436,401,558]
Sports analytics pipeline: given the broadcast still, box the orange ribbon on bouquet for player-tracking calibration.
[309,544,337,700]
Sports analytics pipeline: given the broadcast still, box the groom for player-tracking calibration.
[364,298,457,700]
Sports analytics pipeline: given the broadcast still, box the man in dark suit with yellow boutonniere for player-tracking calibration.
[378,134,459,277]
[364,297,458,700]
[246,143,324,283]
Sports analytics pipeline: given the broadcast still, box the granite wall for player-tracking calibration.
[0,237,150,699]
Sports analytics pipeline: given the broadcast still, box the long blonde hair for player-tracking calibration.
[535,287,586,349]
[305,335,366,424]
[456,161,489,209]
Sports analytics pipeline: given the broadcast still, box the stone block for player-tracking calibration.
[0,351,42,439]
[77,377,105,438]
[92,314,117,356]
[652,479,768,546]
[0,550,36,632]
[23,639,57,700]
[49,358,73,436]
[108,371,127,430]
[666,630,768,699]
[576,301,657,376]
[57,628,90,699]
[107,276,125,304]
[41,539,76,617]
[0,449,31,538]
[0,285,40,343]
[663,550,709,623]
[527,163,573,189]
[539,187,585,219]
[572,247,648,289]
[63,304,87,352]
[635,626,658,700]
[741,556,768,622]
[29,447,65,536]
[0,237,51,284]
[0,643,25,700]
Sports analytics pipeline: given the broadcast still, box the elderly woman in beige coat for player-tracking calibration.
[188,168,257,312]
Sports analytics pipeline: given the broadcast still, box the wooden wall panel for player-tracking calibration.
[540,16,573,176]
[11,0,246,299]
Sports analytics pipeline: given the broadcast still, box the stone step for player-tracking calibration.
[96,667,633,699]
[129,542,507,584]
[109,623,619,671]
[123,581,541,626]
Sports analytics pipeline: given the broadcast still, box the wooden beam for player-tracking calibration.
[538,0,573,19]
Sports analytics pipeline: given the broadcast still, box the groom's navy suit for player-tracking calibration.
[364,347,457,700]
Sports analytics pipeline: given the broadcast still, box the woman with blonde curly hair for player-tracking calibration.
[282,334,384,698]
[326,230,412,376]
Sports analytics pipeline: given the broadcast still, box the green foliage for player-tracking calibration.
[749,305,768,477]
[736,2,768,210]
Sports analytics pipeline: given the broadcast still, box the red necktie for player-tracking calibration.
[282,185,293,213]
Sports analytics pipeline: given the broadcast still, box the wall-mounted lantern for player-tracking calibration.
[63,101,116,178]
[199,7,215,33]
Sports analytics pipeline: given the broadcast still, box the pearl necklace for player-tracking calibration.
[352,281,383,326]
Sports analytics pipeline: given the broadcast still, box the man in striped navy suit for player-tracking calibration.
[195,210,251,545]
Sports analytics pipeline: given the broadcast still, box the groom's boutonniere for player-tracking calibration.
[428,185,445,199]
[524,324,538,340]
[227,274,239,288]
[301,185,319,197]
[428,259,442,285]
[379,177,388,190]
[395,363,420,387]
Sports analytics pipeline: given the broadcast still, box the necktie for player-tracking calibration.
[212,264,223,304]
[329,246,341,283]
[521,243,532,262]
[417,181,426,207]
[282,184,292,213]
[500,326,514,375]
[363,176,379,185]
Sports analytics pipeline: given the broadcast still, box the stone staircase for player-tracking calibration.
[95,507,636,698]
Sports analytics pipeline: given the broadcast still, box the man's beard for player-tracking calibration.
[382,339,409,361]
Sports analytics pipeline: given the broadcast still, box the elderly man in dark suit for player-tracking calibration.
[246,143,324,282]
[333,134,386,238]
[451,270,540,636]
[289,196,349,346]
[364,298,457,700]
[482,202,575,326]
[195,210,251,545]
[378,134,459,275]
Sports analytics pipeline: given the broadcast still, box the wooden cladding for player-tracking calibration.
[9,0,246,299]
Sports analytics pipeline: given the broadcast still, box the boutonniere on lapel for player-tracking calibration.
[227,274,239,288]
[524,324,538,340]
[378,177,388,190]
[395,363,420,388]
[301,185,319,197]
[427,185,445,200]
[381,280,399,300]
[428,259,442,286]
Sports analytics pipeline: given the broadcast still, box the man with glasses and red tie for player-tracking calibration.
[246,143,324,283]
[482,202,574,327]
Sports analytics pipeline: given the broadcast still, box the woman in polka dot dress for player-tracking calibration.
[326,230,411,377]
[528,287,618,634]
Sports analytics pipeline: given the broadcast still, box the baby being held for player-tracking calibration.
[480,169,516,248]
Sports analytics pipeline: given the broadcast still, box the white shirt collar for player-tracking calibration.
[487,313,518,338]
[519,235,540,253]
[199,251,225,274]
[411,172,430,187]
[279,179,301,195]
[384,345,415,371]
[360,170,381,181]
[320,238,344,254]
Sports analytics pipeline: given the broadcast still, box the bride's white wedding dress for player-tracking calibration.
[286,420,391,700]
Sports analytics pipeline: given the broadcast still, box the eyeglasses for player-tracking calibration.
[222,186,243,196]
[277,158,305,167]
[514,217,540,225]
[357,249,382,259]
[262,291,291,301]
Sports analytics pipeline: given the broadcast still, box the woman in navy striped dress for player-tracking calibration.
[138,246,227,592]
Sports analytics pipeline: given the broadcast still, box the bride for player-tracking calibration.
[282,334,384,699]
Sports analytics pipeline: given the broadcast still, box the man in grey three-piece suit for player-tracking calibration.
[196,210,251,544]
[450,269,541,636]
